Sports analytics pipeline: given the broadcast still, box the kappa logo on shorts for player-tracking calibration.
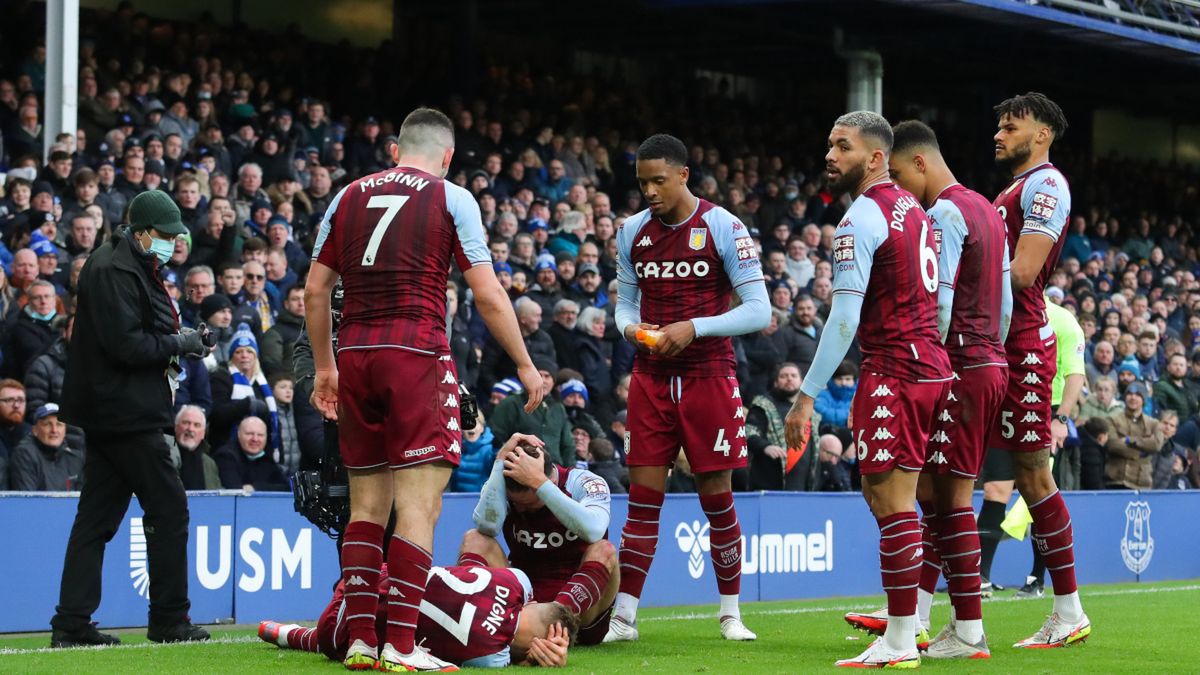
[442,371,457,385]
[872,428,895,441]
[438,355,452,361]
[734,407,745,419]
[1022,372,1043,385]
[871,406,894,419]
[1021,430,1040,443]
[732,386,741,398]
[1022,412,1043,423]
[444,394,458,408]
[448,441,461,454]
[736,426,746,438]
[947,391,958,402]
[872,449,894,462]
[929,451,948,464]
[870,385,894,397]
[938,410,954,423]
[446,417,460,431]
[404,445,438,459]
[1021,392,1043,404]
[1022,353,1043,366]
[930,430,950,444]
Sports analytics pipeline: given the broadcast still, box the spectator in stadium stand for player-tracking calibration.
[1104,382,1163,490]
[813,360,856,433]
[65,213,99,257]
[480,297,557,395]
[746,363,818,491]
[547,298,581,371]
[591,372,629,432]
[490,359,573,467]
[450,409,497,492]
[265,249,297,297]
[740,309,784,401]
[559,379,604,442]
[572,307,614,398]
[271,374,308,477]
[214,415,288,492]
[113,154,145,204]
[168,405,221,490]
[1155,353,1199,418]
[7,402,81,491]
[1150,410,1188,489]
[240,260,277,331]
[52,191,212,647]
[777,294,821,376]
[0,378,31,462]
[815,434,852,492]
[1086,339,1117,385]
[1077,376,1122,423]
[209,323,278,453]
[588,438,628,494]
[265,215,308,276]
[260,285,305,377]
[5,279,61,379]
[485,378,523,418]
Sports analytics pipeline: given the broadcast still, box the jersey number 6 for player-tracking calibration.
[919,220,938,293]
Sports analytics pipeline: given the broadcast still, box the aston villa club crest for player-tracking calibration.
[1120,501,1154,575]
[688,228,708,250]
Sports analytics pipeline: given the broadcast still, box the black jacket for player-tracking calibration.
[260,308,305,378]
[213,441,288,491]
[61,230,184,435]
[4,310,58,379]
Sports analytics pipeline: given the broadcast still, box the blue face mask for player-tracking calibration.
[145,235,174,265]
[26,305,56,322]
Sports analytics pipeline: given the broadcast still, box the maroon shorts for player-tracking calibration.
[337,348,463,470]
[987,331,1057,453]
[626,372,748,474]
[852,371,950,475]
[924,363,1008,479]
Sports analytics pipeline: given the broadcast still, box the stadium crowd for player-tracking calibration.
[0,3,1196,495]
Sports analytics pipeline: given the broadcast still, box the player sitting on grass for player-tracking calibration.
[467,432,619,646]
[258,554,577,668]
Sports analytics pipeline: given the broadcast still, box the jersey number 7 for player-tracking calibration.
[362,195,411,266]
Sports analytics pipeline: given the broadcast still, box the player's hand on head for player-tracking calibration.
[653,321,696,357]
[502,444,550,489]
[312,368,339,421]
[784,395,814,454]
[499,432,544,462]
[517,363,545,413]
[528,623,569,667]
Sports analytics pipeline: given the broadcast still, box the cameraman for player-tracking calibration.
[52,192,213,647]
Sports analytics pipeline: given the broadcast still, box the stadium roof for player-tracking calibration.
[885,0,1200,66]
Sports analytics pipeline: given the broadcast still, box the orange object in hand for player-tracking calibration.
[636,329,664,349]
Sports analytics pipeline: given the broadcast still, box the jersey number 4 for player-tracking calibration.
[419,567,493,646]
[362,195,410,266]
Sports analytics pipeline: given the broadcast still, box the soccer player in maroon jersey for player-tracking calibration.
[257,559,576,668]
[465,434,618,646]
[841,120,1011,659]
[986,92,1090,648]
[785,111,952,668]
[606,134,770,643]
[304,108,545,672]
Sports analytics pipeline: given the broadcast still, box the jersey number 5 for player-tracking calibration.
[419,567,493,645]
[362,195,411,266]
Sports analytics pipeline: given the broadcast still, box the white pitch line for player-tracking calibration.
[0,634,259,656]
[640,583,1200,622]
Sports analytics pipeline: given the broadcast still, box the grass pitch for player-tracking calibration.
[1,580,1193,673]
